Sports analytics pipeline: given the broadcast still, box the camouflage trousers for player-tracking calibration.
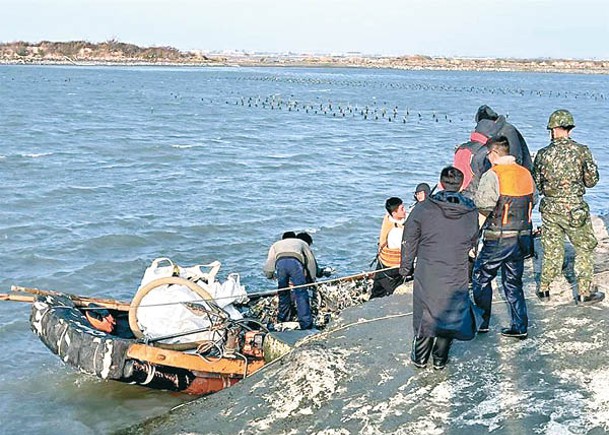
[540,211,598,296]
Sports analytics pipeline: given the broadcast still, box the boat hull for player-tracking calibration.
[30,294,262,394]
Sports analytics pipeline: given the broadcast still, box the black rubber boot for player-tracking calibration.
[500,327,528,340]
[536,283,550,301]
[432,337,453,370]
[579,291,605,305]
[411,336,434,368]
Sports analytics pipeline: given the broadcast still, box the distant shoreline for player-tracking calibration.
[1,41,608,74]
[2,57,608,75]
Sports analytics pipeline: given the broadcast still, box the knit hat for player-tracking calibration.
[414,183,431,196]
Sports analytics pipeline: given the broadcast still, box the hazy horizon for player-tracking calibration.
[1,0,608,60]
[3,39,609,62]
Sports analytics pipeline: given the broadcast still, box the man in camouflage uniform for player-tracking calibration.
[532,109,604,304]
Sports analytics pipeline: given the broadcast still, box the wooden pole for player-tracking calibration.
[6,286,130,311]
[0,293,35,303]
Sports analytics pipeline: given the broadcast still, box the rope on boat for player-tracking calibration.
[137,266,397,308]
[14,266,396,311]
[140,317,266,345]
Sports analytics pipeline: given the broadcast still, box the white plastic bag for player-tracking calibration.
[139,258,221,290]
[207,273,249,308]
[181,261,221,287]
[139,257,179,288]
[134,258,247,344]
[136,283,223,344]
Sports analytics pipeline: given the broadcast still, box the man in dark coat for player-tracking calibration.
[475,105,533,172]
[400,166,481,370]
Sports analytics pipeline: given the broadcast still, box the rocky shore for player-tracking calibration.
[1,41,608,74]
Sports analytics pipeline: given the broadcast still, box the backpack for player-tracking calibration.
[453,146,475,190]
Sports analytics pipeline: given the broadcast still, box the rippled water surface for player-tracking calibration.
[0,65,608,434]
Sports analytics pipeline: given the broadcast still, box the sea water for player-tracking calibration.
[0,65,608,434]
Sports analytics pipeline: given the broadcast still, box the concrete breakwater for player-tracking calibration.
[120,216,609,434]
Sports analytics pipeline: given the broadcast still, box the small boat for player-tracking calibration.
[27,286,266,395]
[3,269,379,396]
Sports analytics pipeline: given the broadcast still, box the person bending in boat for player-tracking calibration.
[400,166,481,370]
[295,231,333,282]
[263,232,329,329]
[370,197,407,299]
[296,232,333,313]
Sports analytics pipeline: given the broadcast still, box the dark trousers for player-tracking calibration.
[370,262,402,298]
[472,236,530,333]
[411,336,453,367]
[468,257,475,283]
[276,257,312,329]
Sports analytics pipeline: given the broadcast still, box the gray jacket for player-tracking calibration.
[263,238,318,280]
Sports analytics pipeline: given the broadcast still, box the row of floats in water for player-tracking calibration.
[222,74,608,101]
[228,95,462,124]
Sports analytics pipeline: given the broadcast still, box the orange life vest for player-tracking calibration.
[377,214,403,267]
[486,164,534,233]
[379,245,401,267]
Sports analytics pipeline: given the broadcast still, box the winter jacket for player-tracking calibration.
[263,238,318,281]
[400,191,481,340]
[453,119,498,199]
[476,156,536,238]
[494,116,533,171]
[474,106,532,171]
[533,137,599,215]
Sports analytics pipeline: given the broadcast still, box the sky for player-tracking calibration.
[1,0,608,59]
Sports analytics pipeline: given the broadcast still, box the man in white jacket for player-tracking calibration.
[370,197,407,298]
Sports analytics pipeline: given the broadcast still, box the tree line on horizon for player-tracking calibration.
[0,39,208,62]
